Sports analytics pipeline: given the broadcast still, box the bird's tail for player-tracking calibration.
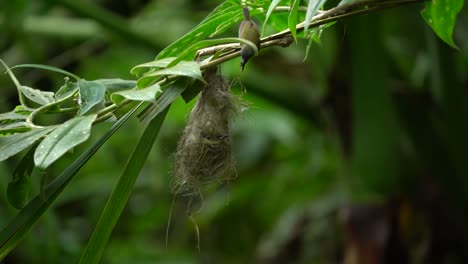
[243,7,250,21]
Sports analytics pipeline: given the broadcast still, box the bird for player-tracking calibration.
[238,7,260,71]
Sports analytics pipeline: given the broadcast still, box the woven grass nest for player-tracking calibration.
[171,68,242,196]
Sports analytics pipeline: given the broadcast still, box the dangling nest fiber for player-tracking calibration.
[172,68,241,195]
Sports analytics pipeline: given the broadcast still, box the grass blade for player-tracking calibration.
[157,1,240,59]
[288,0,300,42]
[138,78,191,123]
[10,64,81,81]
[262,0,281,36]
[0,127,55,162]
[78,106,170,264]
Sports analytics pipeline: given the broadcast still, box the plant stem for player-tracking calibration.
[26,90,78,128]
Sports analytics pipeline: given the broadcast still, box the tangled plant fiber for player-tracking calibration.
[172,67,241,195]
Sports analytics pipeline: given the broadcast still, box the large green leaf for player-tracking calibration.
[55,79,79,100]
[77,80,106,115]
[0,103,142,259]
[34,115,97,169]
[19,86,55,106]
[130,57,177,77]
[94,79,137,93]
[0,127,55,162]
[156,1,241,59]
[137,61,204,88]
[0,122,31,135]
[421,0,463,49]
[134,37,256,88]
[138,78,192,123]
[78,106,169,264]
[110,83,161,105]
[210,11,245,37]
[0,111,28,123]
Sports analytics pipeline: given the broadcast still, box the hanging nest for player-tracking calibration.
[171,67,241,195]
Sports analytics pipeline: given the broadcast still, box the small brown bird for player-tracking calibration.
[238,7,260,71]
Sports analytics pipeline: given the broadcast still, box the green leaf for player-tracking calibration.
[137,61,204,88]
[215,6,262,38]
[288,0,300,42]
[78,80,106,115]
[136,38,257,88]
[304,0,327,33]
[0,103,142,259]
[138,78,192,123]
[79,106,169,264]
[0,111,28,123]
[210,11,245,37]
[130,57,177,76]
[34,115,97,169]
[7,147,36,209]
[94,79,137,93]
[181,79,203,103]
[10,64,81,81]
[0,122,31,135]
[56,79,79,100]
[262,0,282,36]
[156,2,240,59]
[19,86,55,105]
[421,0,463,49]
[0,127,55,162]
[110,84,161,105]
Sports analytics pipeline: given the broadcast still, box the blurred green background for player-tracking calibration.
[1,0,468,263]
